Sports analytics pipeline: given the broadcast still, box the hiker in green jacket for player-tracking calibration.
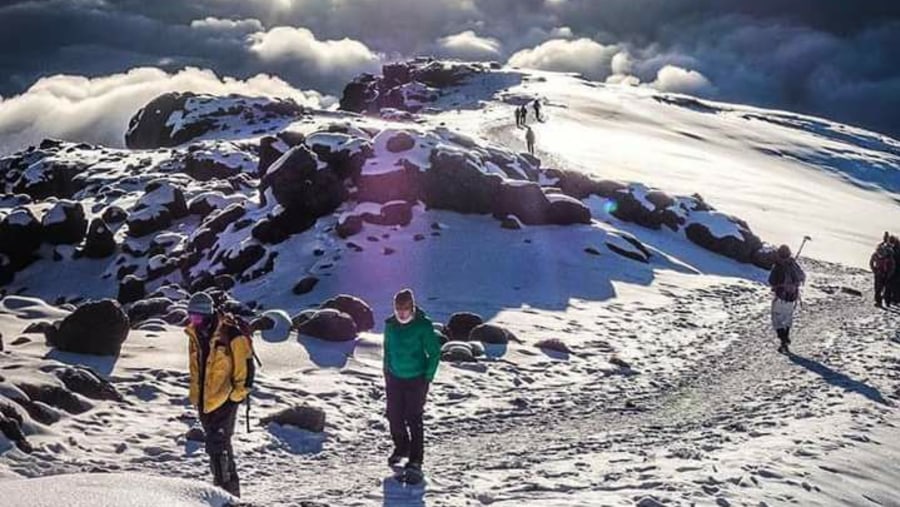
[383,289,441,483]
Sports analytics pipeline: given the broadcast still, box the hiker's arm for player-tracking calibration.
[423,325,441,382]
[383,327,392,374]
[229,335,252,403]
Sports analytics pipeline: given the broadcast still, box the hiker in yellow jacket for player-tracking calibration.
[186,292,253,497]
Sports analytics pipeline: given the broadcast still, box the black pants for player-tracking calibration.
[886,274,900,305]
[776,327,791,350]
[385,373,429,465]
[200,401,240,497]
[875,276,888,305]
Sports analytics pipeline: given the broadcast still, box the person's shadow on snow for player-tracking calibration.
[381,474,426,507]
[789,353,891,405]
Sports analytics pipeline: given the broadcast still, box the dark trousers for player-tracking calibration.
[875,276,888,305]
[200,401,240,497]
[886,274,900,305]
[776,327,791,349]
[385,373,429,465]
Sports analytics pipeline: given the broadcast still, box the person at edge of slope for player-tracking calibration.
[519,104,528,126]
[525,126,536,155]
[515,104,522,127]
[186,292,254,497]
[870,232,896,308]
[768,244,806,355]
[890,235,900,306]
[888,235,900,307]
[383,288,441,485]
[533,99,543,122]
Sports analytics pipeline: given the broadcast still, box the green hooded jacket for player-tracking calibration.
[384,308,441,381]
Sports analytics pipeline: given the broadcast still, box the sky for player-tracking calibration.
[0,0,898,151]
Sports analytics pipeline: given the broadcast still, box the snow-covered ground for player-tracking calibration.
[0,61,898,506]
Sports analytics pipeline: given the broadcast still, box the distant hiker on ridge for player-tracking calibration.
[768,244,806,354]
[186,293,255,497]
[383,289,441,485]
[525,126,536,155]
[533,99,543,122]
[870,232,896,308]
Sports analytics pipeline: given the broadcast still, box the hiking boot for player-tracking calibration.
[403,462,424,484]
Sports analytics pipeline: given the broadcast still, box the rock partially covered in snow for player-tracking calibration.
[82,217,116,258]
[263,145,346,220]
[446,312,484,341]
[259,309,293,341]
[55,366,123,402]
[470,323,517,344]
[685,212,763,264]
[320,294,375,332]
[441,341,478,362]
[127,180,188,237]
[117,275,145,305]
[48,299,130,356]
[0,207,42,267]
[12,158,84,200]
[340,58,487,114]
[605,232,652,263]
[41,200,87,245]
[296,309,358,342]
[261,405,326,433]
[125,92,304,149]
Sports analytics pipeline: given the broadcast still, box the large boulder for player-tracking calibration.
[296,309,358,341]
[423,149,502,214]
[219,242,267,277]
[446,312,484,341]
[360,201,414,227]
[125,92,304,149]
[48,299,130,356]
[610,187,667,229]
[126,297,172,323]
[0,208,42,266]
[306,131,374,181]
[320,295,374,332]
[127,180,188,237]
[547,194,592,225]
[494,181,551,225]
[470,323,516,344]
[12,159,84,200]
[117,275,146,305]
[41,200,87,245]
[262,145,346,222]
[82,218,116,258]
[261,405,326,432]
[685,216,762,264]
[183,151,242,181]
[355,163,421,204]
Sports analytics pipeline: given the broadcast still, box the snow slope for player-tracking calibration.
[0,60,898,506]
[435,69,900,267]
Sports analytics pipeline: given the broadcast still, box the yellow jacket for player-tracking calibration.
[186,315,253,414]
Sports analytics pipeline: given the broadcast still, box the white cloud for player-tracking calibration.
[0,67,325,154]
[507,38,621,80]
[651,65,716,95]
[189,17,264,36]
[436,30,503,61]
[248,26,380,77]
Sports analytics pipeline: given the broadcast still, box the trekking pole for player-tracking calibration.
[795,235,812,259]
